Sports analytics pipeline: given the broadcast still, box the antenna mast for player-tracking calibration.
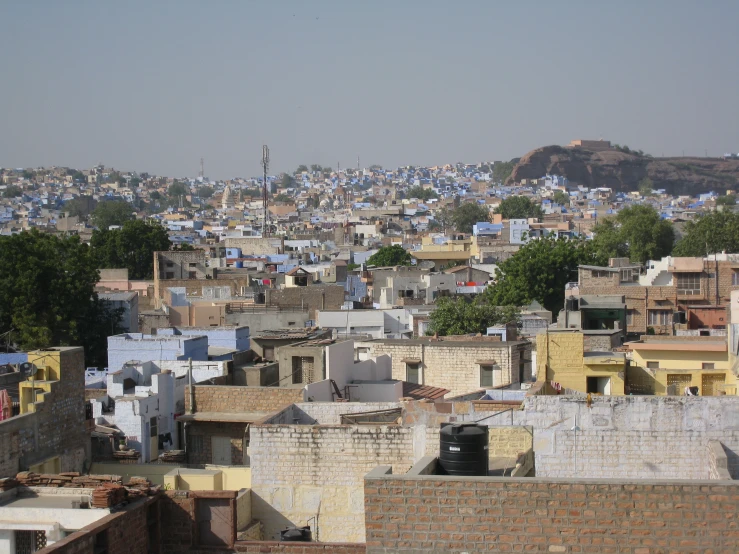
[199,157,204,179]
[261,145,270,237]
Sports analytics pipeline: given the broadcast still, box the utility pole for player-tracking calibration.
[199,157,204,179]
[262,145,270,237]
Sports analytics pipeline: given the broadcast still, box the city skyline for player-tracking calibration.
[1,0,738,179]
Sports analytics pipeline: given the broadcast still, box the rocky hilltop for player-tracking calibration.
[507,145,739,195]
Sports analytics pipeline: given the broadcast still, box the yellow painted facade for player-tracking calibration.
[29,456,61,474]
[164,466,251,491]
[629,345,736,396]
[537,331,626,395]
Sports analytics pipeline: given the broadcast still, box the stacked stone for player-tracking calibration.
[15,471,122,488]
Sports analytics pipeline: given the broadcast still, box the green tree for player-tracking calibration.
[0,230,123,366]
[407,186,438,202]
[90,220,171,279]
[66,169,86,183]
[366,245,412,267]
[280,173,295,188]
[673,211,739,256]
[552,190,570,206]
[274,193,292,203]
[2,185,22,198]
[428,297,519,336]
[451,203,490,234]
[429,207,453,232]
[128,176,141,188]
[167,180,189,199]
[638,177,654,197]
[493,196,543,220]
[716,194,737,207]
[150,191,162,200]
[485,236,605,316]
[310,164,322,173]
[592,205,674,264]
[62,197,94,218]
[295,165,308,174]
[198,186,214,198]
[21,170,34,180]
[91,199,135,229]
[171,243,196,251]
[492,160,516,184]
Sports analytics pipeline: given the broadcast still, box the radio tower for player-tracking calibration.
[199,157,204,179]
[261,145,270,237]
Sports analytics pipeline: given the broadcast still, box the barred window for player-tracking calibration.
[676,273,701,295]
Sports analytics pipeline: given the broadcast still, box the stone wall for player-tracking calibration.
[266,285,346,319]
[708,440,732,480]
[234,543,366,553]
[363,340,529,398]
[159,491,237,553]
[488,426,533,458]
[516,395,739,479]
[249,423,415,543]
[187,421,248,466]
[0,348,88,478]
[364,469,739,554]
[186,385,304,413]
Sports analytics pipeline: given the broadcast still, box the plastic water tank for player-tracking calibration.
[438,423,488,476]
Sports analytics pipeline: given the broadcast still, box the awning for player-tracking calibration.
[475,360,499,365]
[400,358,422,364]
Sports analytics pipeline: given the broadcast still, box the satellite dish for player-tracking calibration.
[418,260,435,270]
[19,362,38,378]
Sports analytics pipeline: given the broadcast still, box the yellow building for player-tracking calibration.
[537,330,626,395]
[412,236,473,266]
[626,338,737,396]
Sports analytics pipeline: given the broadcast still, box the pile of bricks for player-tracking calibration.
[15,472,122,488]
[91,483,126,508]
[124,476,161,500]
[0,477,18,491]
[158,450,186,463]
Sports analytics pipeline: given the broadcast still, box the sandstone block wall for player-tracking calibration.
[250,423,415,543]
[186,385,303,413]
[364,472,739,553]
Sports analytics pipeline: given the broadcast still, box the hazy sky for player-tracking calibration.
[2,1,738,179]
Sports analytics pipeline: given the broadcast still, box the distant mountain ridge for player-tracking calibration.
[507,145,739,195]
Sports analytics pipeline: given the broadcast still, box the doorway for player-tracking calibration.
[586,376,611,395]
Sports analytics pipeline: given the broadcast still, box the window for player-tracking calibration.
[591,270,612,278]
[676,272,701,295]
[150,416,158,438]
[647,361,659,369]
[626,310,635,326]
[188,271,197,279]
[733,270,739,286]
[189,262,197,267]
[165,272,174,279]
[166,262,174,268]
[648,310,671,326]
[480,365,495,388]
[406,363,421,384]
[702,363,715,370]
[189,435,203,453]
[620,268,639,283]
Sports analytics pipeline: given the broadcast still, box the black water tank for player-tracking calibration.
[438,423,488,476]
[280,526,312,542]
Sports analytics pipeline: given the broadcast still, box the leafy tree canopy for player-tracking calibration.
[552,190,570,206]
[492,160,516,184]
[295,165,308,174]
[428,297,519,336]
[366,245,412,267]
[2,185,22,198]
[150,191,162,200]
[274,193,292,203]
[673,211,739,256]
[406,186,438,202]
[716,194,737,207]
[591,205,674,264]
[485,236,606,316]
[198,186,214,198]
[638,177,654,197]
[452,203,490,234]
[91,199,135,229]
[0,230,123,366]
[494,196,543,220]
[90,220,171,279]
[280,173,295,188]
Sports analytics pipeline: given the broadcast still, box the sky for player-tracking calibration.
[1,0,738,180]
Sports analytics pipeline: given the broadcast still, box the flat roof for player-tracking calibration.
[1,494,93,509]
[176,411,271,423]
[626,341,726,352]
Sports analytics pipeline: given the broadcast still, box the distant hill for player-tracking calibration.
[507,145,739,195]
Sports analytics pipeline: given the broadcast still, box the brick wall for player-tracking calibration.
[233,543,366,553]
[364,470,739,553]
[266,285,346,318]
[160,491,237,554]
[37,496,156,554]
[186,385,303,413]
[250,423,415,543]
[364,341,529,398]
[187,421,248,466]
